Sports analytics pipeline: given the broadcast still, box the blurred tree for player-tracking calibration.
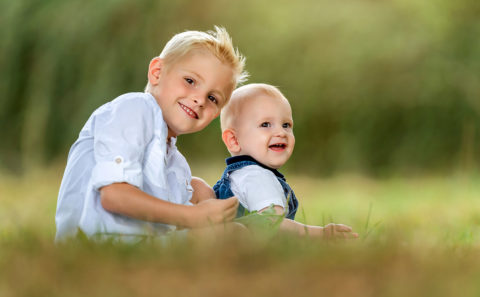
[0,0,478,175]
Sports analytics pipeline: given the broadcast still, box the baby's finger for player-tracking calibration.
[334,224,353,233]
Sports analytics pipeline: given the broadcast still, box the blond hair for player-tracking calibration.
[220,83,288,131]
[145,26,248,92]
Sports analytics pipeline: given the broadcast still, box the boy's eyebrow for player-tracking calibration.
[190,71,205,83]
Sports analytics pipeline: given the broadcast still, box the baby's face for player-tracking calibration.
[150,50,234,137]
[235,95,295,169]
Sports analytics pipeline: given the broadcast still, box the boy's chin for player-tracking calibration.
[167,124,208,137]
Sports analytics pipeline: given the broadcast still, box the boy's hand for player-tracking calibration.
[186,197,239,228]
[189,176,216,204]
[321,223,358,239]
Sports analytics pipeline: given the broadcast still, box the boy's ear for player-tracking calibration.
[222,129,241,154]
[148,57,164,86]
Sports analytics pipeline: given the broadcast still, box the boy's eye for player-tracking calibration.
[260,122,271,128]
[185,78,195,85]
[283,123,292,128]
[208,95,218,105]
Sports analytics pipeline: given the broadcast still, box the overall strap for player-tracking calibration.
[213,155,299,219]
[213,159,258,217]
[276,177,299,219]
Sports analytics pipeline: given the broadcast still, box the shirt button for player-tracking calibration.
[114,156,123,164]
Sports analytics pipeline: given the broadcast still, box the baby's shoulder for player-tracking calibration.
[231,164,277,183]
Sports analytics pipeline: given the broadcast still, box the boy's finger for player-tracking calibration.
[223,209,236,221]
[224,196,239,207]
[223,204,238,219]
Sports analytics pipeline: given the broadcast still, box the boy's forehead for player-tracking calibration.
[171,49,235,97]
[169,49,232,74]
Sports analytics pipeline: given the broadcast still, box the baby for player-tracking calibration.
[214,83,358,238]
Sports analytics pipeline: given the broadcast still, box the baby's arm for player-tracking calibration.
[100,183,238,228]
[263,206,358,239]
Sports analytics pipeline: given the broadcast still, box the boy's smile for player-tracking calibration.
[148,50,234,138]
[179,102,198,119]
[234,94,295,169]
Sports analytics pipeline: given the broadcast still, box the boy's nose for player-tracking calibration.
[192,96,205,107]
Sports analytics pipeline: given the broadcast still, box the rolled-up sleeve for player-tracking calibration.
[91,96,154,191]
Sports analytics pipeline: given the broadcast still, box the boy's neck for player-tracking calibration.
[167,128,177,143]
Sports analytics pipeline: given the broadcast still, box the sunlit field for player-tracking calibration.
[1,165,480,297]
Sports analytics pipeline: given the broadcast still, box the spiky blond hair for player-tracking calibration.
[145,26,248,93]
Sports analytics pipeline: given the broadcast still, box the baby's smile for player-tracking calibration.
[269,143,287,151]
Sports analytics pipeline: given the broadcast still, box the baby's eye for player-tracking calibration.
[260,122,271,128]
[184,78,195,85]
[282,123,292,128]
[208,95,218,105]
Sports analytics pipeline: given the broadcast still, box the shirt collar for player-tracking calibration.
[225,155,285,179]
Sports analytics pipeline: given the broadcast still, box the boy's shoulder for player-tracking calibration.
[111,92,156,107]
[95,92,160,116]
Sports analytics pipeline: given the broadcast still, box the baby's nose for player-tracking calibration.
[275,127,287,136]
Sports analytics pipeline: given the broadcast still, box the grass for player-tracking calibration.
[1,164,480,297]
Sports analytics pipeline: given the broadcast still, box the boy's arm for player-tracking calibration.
[190,176,216,204]
[262,206,358,239]
[100,183,238,228]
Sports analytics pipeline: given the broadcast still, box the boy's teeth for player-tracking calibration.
[180,104,198,119]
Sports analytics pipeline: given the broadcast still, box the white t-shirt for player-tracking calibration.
[229,165,287,212]
[55,92,193,241]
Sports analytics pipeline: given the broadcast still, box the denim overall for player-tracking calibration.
[213,155,299,219]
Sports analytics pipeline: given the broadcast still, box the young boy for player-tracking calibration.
[214,84,358,238]
[55,27,248,242]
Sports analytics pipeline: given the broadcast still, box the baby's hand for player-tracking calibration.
[321,223,358,239]
[187,197,239,228]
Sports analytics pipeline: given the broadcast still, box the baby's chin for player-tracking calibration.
[262,159,287,170]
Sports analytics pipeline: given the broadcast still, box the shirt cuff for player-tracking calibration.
[91,156,143,190]
[249,200,285,213]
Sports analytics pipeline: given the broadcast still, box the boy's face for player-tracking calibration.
[235,95,295,169]
[149,50,234,138]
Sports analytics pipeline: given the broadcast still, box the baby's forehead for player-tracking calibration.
[232,93,291,125]
[234,89,289,110]
[221,84,292,131]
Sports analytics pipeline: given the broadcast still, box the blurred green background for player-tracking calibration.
[2,3,480,294]
[1,0,479,176]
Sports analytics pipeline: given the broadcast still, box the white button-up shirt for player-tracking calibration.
[55,92,193,241]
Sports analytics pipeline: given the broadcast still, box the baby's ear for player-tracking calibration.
[147,57,164,86]
[222,129,240,153]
